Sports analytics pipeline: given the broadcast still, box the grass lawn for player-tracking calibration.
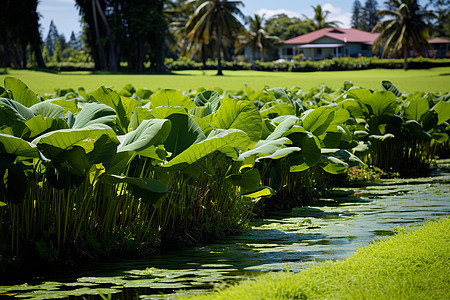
[184,217,450,300]
[0,67,449,95]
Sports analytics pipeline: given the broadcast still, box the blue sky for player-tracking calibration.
[37,0,425,38]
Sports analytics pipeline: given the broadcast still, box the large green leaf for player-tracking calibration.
[0,86,11,98]
[338,99,366,119]
[352,141,371,157]
[300,106,336,136]
[226,169,261,193]
[151,106,188,119]
[192,116,213,136]
[25,115,69,139]
[162,129,250,170]
[104,175,170,205]
[321,148,364,168]
[0,133,39,158]
[134,87,152,100]
[239,138,292,161]
[318,108,350,147]
[260,102,296,119]
[348,89,398,117]
[34,126,119,180]
[404,94,429,121]
[404,120,432,141]
[88,86,137,133]
[203,97,262,144]
[255,147,302,162]
[117,119,171,153]
[104,151,135,174]
[432,100,450,125]
[0,98,35,124]
[4,77,40,107]
[71,103,116,129]
[288,132,321,171]
[32,125,119,160]
[128,107,154,131]
[319,155,348,174]
[242,186,276,199]
[265,116,300,141]
[328,108,350,129]
[51,98,78,114]
[381,80,402,97]
[30,101,64,118]
[150,89,196,110]
[194,90,221,111]
[164,114,206,159]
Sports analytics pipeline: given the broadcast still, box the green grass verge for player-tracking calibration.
[186,217,450,300]
[0,67,449,95]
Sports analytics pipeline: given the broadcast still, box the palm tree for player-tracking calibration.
[185,0,246,75]
[237,14,281,62]
[304,5,342,31]
[372,0,434,70]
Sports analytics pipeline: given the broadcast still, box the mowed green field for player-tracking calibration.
[1,67,449,95]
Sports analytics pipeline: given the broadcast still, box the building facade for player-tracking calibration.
[279,27,379,61]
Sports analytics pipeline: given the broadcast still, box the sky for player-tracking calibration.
[37,0,426,39]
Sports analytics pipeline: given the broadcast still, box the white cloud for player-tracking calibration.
[255,8,301,19]
[322,3,351,28]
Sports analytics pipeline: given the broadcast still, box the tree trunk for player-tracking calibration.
[22,43,27,69]
[202,43,207,70]
[32,26,46,68]
[216,25,223,76]
[403,45,408,71]
[94,0,117,72]
[261,45,265,62]
[92,0,107,70]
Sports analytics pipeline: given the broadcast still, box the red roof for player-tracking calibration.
[284,27,380,45]
[428,38,450,44]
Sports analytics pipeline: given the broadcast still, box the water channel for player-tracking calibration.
[1,161,449,299]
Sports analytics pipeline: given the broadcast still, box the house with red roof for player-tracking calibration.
[279,27,380,60]
[428,38,450,58]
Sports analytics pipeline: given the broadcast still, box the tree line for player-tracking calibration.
[0,0,449,73]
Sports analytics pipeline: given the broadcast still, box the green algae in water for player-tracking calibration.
[13,288,121,299]
[1,172,449,299]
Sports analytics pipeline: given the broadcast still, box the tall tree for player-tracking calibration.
[304,5,342,31]
[372,0,434,70]
[264,14,311,41]
[54,38,62,63]
[185,0,246,75]
[428,0,450,37]
[363,0,380,31]
[59,34,66,51]
[0,0,45,68]
[69,31,80,50]
[166,0,209,66]
[45,20,59,56]
[239,14,281,61]
[351,0,365,30]
[75,0,111,70]
[42,46,50,63]
[76,0,167,72]
[124,0,167,72]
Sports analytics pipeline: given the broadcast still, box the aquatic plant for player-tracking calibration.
[0,77,448,263]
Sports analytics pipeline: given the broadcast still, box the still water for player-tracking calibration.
[1,164,449,299]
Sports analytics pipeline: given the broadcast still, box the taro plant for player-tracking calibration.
[4,77,444,264]
[341,82,450,175]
